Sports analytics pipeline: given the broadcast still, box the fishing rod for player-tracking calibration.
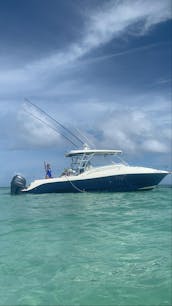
[23,107,79,148]
[73,127,95,149]
[24,98,85,147]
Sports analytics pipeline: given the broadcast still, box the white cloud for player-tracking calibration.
[0,0,171,95]
[90,94,171,154]
[142,140,168,153]
[7,93,170,155]
[0,105,62,150]
[83,0,171,48]
[26,0,172,75]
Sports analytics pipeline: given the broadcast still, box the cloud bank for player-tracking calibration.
[1,93,169,158]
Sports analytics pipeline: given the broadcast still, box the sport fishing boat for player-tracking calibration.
[11,144,169,194]
[10,100,169,194]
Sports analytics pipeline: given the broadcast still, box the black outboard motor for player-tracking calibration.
[10,175,26,195]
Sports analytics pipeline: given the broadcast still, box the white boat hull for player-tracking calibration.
[21,165,168,194]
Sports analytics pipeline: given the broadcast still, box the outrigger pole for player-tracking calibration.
[24,107,79,148]
[24,98,85,148]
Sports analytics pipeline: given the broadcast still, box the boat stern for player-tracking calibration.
[10,175,26,195]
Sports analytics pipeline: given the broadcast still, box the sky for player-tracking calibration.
[0,0,172,186]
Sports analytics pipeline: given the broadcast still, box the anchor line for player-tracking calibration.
[65,175,86,193]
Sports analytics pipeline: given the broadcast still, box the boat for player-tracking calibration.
[10,100,169,194]
[11,144,169,194]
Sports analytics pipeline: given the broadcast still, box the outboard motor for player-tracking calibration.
[10,175,26,195]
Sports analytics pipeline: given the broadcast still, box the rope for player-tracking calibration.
[65,175,86,193]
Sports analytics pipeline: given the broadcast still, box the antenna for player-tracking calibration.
[24,98,85,147]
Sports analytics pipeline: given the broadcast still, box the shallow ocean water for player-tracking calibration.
[0,187,171,306]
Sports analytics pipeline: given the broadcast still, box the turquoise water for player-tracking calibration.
[0,187,171,306]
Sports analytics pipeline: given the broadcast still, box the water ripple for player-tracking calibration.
[0,187,171,305]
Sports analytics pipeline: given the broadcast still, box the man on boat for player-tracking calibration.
[44,162,53,179]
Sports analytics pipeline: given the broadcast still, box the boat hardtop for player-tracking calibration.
[65,148,122,157]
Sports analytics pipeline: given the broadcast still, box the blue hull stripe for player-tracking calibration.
[26,173,167,194]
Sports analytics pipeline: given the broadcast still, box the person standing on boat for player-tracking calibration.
[44,162,53,179]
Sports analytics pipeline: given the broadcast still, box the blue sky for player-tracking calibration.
[0,0,171,186]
